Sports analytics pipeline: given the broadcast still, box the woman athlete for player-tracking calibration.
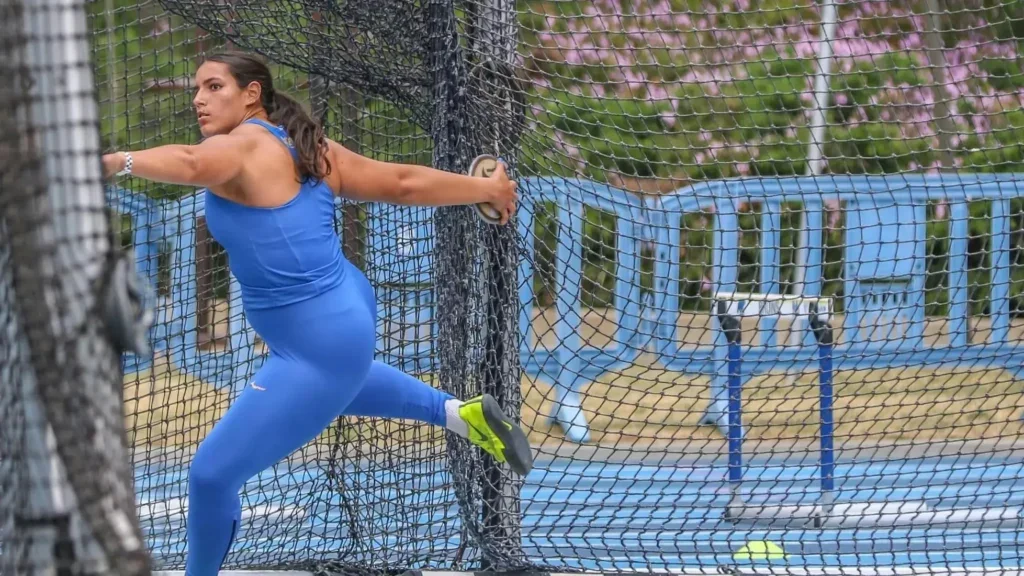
[101,51,533,576]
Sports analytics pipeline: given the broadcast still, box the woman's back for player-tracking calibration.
[204,118,347,311]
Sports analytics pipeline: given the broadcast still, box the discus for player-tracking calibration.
[469,154,505,225]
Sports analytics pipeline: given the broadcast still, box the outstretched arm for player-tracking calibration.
[102,133,254,188]
[327,139,518,223]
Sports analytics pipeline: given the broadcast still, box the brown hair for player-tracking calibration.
[203,50,330,183]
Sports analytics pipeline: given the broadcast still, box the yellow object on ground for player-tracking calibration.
[733,540,786,561]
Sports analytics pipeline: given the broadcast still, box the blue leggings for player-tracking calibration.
[184,267,453,576]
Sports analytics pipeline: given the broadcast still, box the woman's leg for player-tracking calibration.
[339,360,452,426]
[338,261,533,474]
[184,354,372,576]
[339,262,457,428]
[334,360,533,475]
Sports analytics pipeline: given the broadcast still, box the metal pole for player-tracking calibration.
[809,311,835,523]
[798,0,838,289]
[790,0,837,358]
[5,1,150,573]
[475,0,525,568]
[2,221,89,574]
[716,304,745,521]
[425,0,481,567]
[921,0,955,169]
[806,0,837,180]
[0,1,95,572]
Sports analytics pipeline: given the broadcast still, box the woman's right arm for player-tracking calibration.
[102,132,256,188]
[326,139,518,223]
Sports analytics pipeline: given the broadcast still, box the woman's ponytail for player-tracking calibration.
[268,91,330,183]
[202,50,331,183]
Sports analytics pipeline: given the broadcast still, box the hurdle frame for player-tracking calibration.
[713,292,836,528]
[713,290,1022,530]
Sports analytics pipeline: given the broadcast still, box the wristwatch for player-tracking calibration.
[116,152,133,176]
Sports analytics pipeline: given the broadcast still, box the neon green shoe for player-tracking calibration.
[458,394,534,476]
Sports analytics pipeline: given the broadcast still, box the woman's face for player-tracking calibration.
[192,61,259,137]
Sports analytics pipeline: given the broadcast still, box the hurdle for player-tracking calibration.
[713,291,1021,529]
[714,291,835,527]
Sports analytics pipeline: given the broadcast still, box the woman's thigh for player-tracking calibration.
[191,351,372,488]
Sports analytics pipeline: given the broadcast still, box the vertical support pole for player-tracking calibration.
[425,0,487,569]
[727,340,744,503]
[707,200,739,435]
[339,85,365,268]
[3,0,150,574]
[791,0,837,361]
[818,343,834,505]
[475,0,525,566]
[806,0,837,179]
[920,0,955,169]
[810,307,835,525]
[20,370,89,575]
[6,3,94,573]
[319,8,367,269]
[717,302,745,520]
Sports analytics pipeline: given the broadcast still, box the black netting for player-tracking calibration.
[155,0,435,130]
[5,0,1020,573]
[0,0,151,574]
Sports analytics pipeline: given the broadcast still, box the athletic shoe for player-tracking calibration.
[458,394,534,476]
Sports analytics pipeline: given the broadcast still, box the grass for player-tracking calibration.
[122,307,1024,455]
[123,353,231,450]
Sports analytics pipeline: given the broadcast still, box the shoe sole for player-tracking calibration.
[480,394,534,476]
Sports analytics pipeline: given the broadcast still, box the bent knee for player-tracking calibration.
[188,441,243,499]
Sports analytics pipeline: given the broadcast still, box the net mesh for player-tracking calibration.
[0,0,151,574]
[6,0,1024,573]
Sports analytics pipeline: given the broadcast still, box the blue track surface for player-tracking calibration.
[137,454,1024,572]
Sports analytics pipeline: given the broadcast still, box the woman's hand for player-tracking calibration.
[484,161,519,225]
[102,152,127,179]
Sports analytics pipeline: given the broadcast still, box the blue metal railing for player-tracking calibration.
[108,173,1024,441]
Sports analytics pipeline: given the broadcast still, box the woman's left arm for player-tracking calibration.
[102,133,255,187]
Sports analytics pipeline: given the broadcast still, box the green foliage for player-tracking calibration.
[92,0,1024,316]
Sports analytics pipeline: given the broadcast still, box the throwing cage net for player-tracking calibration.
[5,0,1024,574]
[1,0,153,574]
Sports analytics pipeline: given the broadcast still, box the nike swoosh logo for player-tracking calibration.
[250,382,266,391]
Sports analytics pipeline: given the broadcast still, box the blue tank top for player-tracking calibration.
[203,118,347,310]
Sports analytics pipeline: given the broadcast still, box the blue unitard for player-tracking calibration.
[185,119,454,575]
